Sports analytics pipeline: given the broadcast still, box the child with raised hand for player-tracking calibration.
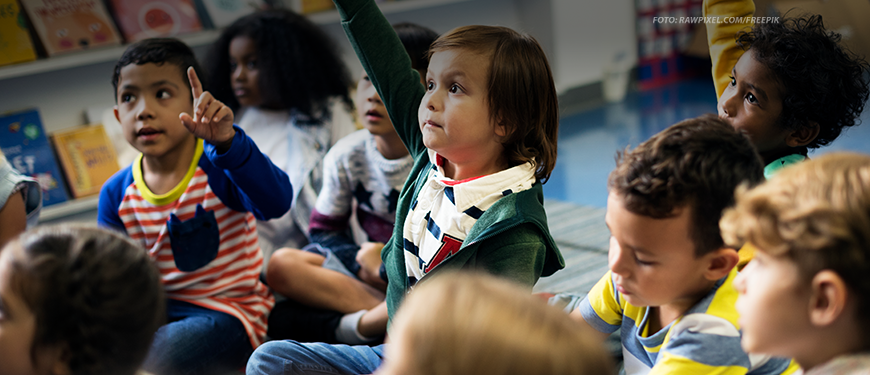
[0,149,41,247]
[206,9,357,261]
[569,115,799,375]
[704,0,870,177]
[99,38,293,375]
[703,0,870,268]
[265,22,438,344]
[378,271,613,375]
[246,0,564,371]
[721,152,870,375]
[0,225,164,375]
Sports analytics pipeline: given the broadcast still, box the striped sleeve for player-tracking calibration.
[577,271,623,334]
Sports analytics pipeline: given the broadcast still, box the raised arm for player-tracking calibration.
[333,0,428,157]
[704,0,756,98]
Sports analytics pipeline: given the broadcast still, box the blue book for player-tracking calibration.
[0,109,68,207]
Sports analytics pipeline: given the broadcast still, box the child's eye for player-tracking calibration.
[729,75,736,86]
[362,75,371,82]
[426,81,435,91]
[449,84,460,94]
[246,60,257,70]
[157,90,171,99]
[121,93,136,103]
[745,93,758,104]
[636,258,654,266]
[229,62,238,72]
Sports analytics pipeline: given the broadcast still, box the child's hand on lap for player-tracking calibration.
[180,67,236,152]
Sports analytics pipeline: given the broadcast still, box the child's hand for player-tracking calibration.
[356,241,386,291]
[180,67,236,152]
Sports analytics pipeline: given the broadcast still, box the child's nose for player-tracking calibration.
[608,237,630,277]
[719,90,739,117]
[136,98,155,120]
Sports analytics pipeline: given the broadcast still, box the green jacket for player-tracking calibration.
[334,0,565,321]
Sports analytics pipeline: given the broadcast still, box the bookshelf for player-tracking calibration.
[0,0,469,81]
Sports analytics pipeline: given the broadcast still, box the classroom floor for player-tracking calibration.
[543,75,870,208]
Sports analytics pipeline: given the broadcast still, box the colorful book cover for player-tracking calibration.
[194,0,264,29]
[0,109,68,207]
[0,0,38,66]
[19,0,122,56]
[51,124,120,199]
[109,0,203,42]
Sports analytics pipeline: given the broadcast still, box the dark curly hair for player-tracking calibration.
[5,225,165,375]
[206,9,353,117]
[112,38,206,103]
[736,14,870,149]
[429,26,559,183]
[609,115,765,256]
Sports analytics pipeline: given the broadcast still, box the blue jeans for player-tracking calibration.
[143,299,253,375]
[246,340,387,375]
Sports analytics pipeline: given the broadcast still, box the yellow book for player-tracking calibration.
[52,124,120,198]
[0,0,37,66]
[300,0,335,14]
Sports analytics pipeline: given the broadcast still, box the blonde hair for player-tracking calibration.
[387,272,613,375]
[720,152,870,340]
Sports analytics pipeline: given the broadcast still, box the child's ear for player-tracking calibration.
[703,248,739,281]
[113,106,120,123]
[808,270,849,327]
[785,122,820,148]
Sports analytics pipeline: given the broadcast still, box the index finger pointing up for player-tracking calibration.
[187,66,203,99]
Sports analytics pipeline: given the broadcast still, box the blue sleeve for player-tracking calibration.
[202,125,293,220]
[333,0,428,157]
[97,167,132,234]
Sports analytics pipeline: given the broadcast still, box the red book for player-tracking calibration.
[109,0,203,43]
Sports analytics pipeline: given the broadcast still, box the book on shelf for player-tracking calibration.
[0,109,68,207]
[284,0,336,14]
[19,0,122,57]
[193,0,265,29]
[84,105,138,168]
[0,0,38,66]
[51,124,120,199]
[109,0,203,43]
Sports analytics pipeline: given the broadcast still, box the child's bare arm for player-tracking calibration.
[704,0,756,98]
[568,309,612,342]
[180,67,236,153]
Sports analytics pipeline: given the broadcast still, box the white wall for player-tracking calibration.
[552,0,637,92]
[0,0,638,134]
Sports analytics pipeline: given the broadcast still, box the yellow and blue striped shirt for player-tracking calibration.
[578,268,800,375]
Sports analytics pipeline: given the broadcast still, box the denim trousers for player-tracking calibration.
[143,299,253,375]
[246,340,387,375]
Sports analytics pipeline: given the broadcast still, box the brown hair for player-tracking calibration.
[387,271,613,375]
[721,152,870,342]
[609,114,764,256]
[429,26,559,182]
[5,225,165,375]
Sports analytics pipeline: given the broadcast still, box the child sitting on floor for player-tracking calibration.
[99,38,293,375]
[379,271,613,375]
[722,152,870,374]
[246,0,565,371]
[0,225,163,375]
[206,9,357,263]
[704,0,870,268]
[569,115,798,374]
[265,22,439,344]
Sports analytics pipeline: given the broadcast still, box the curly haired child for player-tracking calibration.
[722,152,870,374]
[246,0,565,372]
[0,225,164,375]
[379,271,613,375]
[569,115,798,374]
[206,9,357,262]
[704,0,869,177]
